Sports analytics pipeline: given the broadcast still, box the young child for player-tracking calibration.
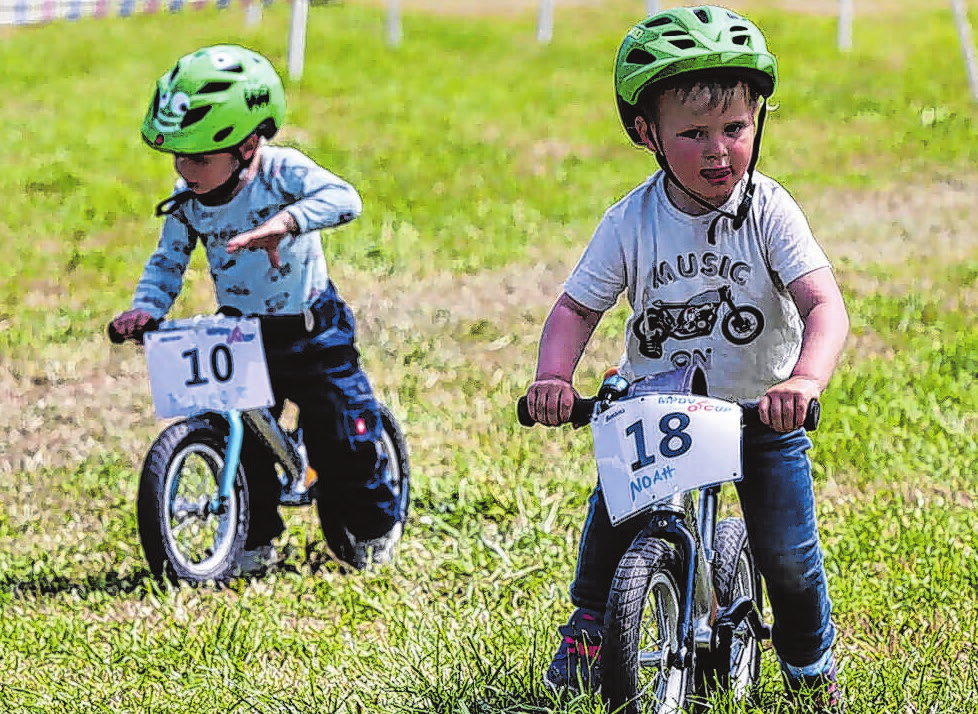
[524,7,848,711]
[110,44,403,573]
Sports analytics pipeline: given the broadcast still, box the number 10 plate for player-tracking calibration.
[144,316,274,419]
[591,395,743,525]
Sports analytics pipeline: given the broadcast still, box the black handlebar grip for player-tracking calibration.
[106,321,125,344]
[516,396,598,428]
[804,398,821,432]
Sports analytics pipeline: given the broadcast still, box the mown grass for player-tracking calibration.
[2,0,978,712]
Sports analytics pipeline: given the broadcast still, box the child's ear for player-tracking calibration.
[634,116,660,154]
[239,132,261,161]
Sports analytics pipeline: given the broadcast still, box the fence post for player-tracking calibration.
[837,0,853,51]
[387,0,401,47]
[537,0,553,43]
[287,0,308,80]
[951,0,978,101]
[244,0,261,27]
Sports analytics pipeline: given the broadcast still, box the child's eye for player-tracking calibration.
[724,123,746,136]
[679,129,705,140]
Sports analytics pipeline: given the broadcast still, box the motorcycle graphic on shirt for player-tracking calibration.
[632,285,764,359]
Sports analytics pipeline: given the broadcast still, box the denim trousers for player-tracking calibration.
[568,421,836,669]
[240,281,400,549]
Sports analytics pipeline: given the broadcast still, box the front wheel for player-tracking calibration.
[137,416,249,584]
[603,534,692,714]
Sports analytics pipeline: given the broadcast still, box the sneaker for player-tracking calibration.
[783,653,845,713]
[352,521,403,569]
[543,607,603,694]
[235,544,279,576]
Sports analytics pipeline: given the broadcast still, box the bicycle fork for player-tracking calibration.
[640,488,769,672]
[210,408,308,514]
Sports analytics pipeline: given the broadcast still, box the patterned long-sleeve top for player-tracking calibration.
[132,145,362,318]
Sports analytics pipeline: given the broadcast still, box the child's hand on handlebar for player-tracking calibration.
[525,379,579,426]
[108,309,156,344]
[759,376,821,433]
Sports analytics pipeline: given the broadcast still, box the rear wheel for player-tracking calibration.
[137,416,249,584]
[696,518,762,701]
[603,534,692,714]
[316,404,410,563]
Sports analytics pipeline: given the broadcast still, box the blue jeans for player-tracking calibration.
[568,422,836,669]
[240,281,399,549]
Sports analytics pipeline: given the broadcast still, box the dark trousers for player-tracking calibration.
[568,422,836,669]
[241,282,399,548]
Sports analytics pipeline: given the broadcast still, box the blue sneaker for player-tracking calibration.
[783,652,845,713]
[544,608,603,694]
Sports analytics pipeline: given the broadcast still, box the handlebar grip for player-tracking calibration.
[804,398,821,432]
[106,321,125,344]
[516,396,598,428]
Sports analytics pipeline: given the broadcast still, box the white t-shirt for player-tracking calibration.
[564,170,830,401]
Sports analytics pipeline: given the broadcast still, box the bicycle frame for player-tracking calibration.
[212,406,309,515]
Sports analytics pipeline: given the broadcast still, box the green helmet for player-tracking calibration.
[614,6,778,145]
[142,44,286,155]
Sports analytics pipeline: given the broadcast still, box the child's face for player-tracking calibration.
[645,84,756,210]
[173,151,239,194]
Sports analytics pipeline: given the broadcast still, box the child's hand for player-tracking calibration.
[226,211,299,269]
[759,376,822,432]
[525,379,579,426]
[109,309,155,344]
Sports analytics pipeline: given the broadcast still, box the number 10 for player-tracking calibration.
[181,345,235,387]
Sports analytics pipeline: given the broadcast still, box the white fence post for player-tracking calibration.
[951,0,978,101]
[837,0,853,51]
[245,0,262,27]
[645,0,659,15]
[537,0,553,43]
[387,0,401,47]
[287,0,308,80]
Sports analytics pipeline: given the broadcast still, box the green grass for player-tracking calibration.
[2,0,978,711]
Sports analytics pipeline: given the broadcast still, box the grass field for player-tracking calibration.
[2,0,978,712]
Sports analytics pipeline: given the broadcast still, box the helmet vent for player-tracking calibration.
[643,16,672,28]
[221,63,244,73]
[627,48,658,66]
[213,127,234,143]
[199,81,233,94]
[693,8,710,23]
[731,34,750,46]
[669,38,697,50]
[180,106,212,128]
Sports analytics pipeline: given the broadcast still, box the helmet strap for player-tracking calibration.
[155,135,261,213]
[653,98,768,244]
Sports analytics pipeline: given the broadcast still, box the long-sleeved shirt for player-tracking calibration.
[132,145,362,318]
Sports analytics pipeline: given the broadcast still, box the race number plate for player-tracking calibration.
[144,316,274,419]
[591,395,743,525]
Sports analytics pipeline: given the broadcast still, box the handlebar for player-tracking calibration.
[516,395,820,432]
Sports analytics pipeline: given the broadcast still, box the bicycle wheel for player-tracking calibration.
[137,415,249,584]
[698,518,762,699]
[316,403,411,564]
[603,534,692,714]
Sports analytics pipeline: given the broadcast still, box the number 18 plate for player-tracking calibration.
[144,316,274,419]
[591,395,743,525]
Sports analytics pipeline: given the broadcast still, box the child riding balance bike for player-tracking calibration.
[521,6,849,711]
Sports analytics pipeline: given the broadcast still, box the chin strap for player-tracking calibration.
[154,144,258,216]
[655,99,768,245]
